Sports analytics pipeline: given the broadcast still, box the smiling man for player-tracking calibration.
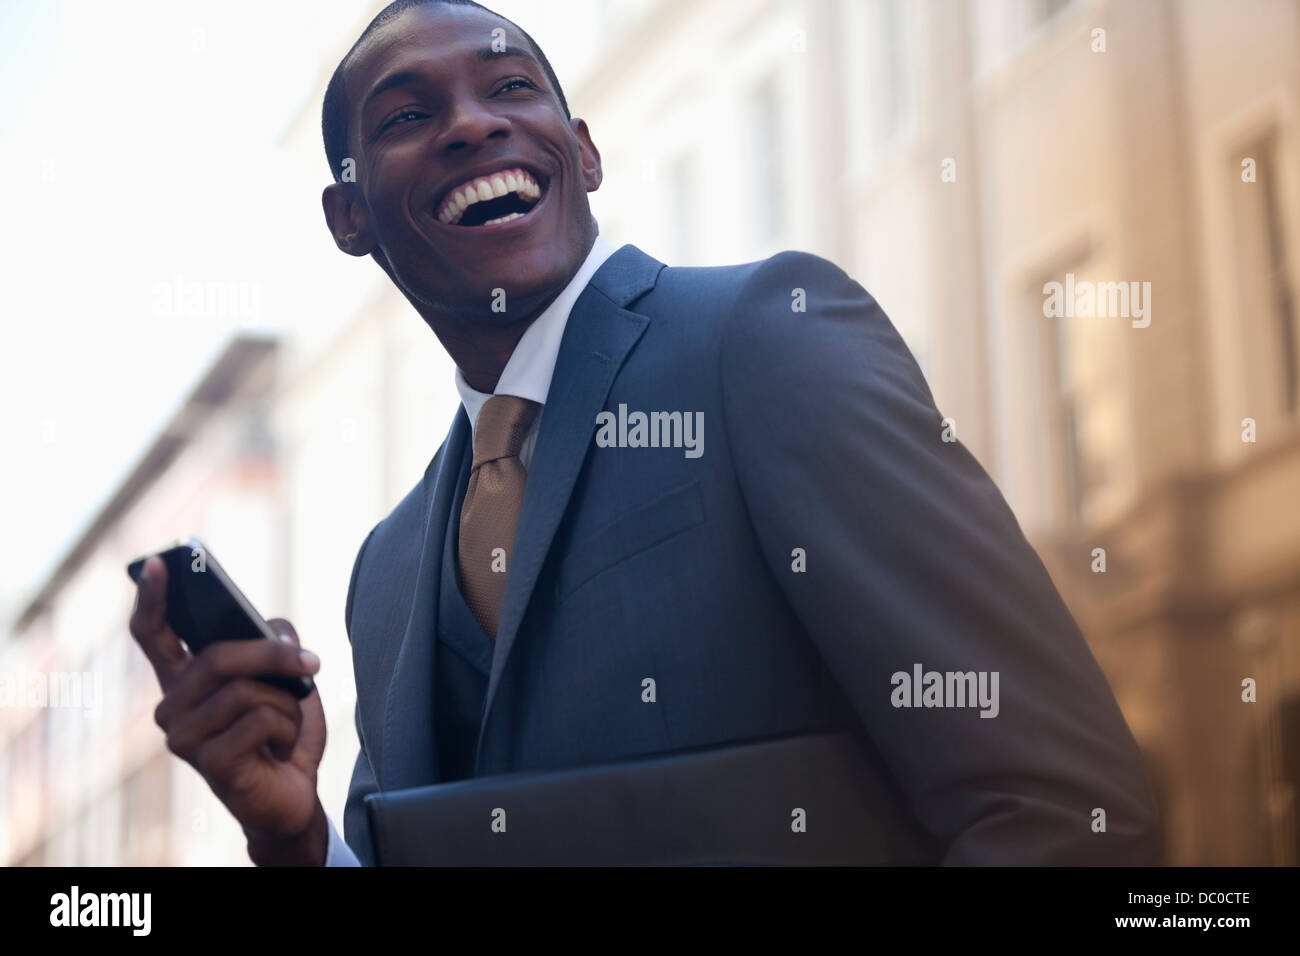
[319,0,601,396]
[129,0,1163,866]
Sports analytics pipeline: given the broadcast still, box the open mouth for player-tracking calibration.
[434,167,547,228]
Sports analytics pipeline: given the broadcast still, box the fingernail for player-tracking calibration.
[298,650,321,673]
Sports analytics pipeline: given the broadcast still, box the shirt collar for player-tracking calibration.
[455,233,617,432]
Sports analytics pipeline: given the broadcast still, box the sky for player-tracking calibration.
[0,0,377,622]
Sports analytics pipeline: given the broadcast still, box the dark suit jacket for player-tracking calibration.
[341,243,1163,865]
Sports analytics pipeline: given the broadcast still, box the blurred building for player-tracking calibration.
[1,337,281,864]
[4,0,1298,865]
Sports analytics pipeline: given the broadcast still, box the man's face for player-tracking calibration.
[327,6,601,320]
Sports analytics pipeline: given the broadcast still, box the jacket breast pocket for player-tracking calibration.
[555,479,705,601]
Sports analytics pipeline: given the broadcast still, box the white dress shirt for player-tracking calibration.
[324,233,617,866]
[454,233,616,468]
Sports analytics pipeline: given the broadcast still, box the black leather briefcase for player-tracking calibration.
[363,730,940,865]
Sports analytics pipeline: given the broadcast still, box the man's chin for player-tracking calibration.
[424,256,576,313]
[413,280,557,325]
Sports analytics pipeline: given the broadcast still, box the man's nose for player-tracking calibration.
[436,97,510,152]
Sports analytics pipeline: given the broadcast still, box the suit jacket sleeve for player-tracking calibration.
[719,251,1162,864]
[341,527,380,867]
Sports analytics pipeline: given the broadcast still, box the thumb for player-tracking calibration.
[266,617,300,648]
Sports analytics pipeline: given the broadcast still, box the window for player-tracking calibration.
[874,0,905,142]
[842,0,914,164]
[1034,255,1130,526]
[1029,0,1075,29]
[974,0,1079,78]
[668,153,699,263]
[120,754,171,864]
[1233,132,1298,416]
[1047,290,1099,522]
[749,74,785,241]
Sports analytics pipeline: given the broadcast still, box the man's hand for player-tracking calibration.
[129,555,329,866]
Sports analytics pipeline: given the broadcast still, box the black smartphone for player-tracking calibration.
[126,537,314,699]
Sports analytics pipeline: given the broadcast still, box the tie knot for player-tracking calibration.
[472,394,540,468]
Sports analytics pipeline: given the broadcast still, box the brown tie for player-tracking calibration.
[458,394,541,639]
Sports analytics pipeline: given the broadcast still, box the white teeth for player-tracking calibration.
[438,167,543,225]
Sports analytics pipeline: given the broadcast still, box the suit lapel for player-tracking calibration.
[475,244,664,773]
[380,406,471,791]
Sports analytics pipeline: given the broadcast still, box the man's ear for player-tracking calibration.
[570,117,603,192]
[322,182,378,257]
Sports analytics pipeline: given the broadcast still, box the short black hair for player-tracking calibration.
[321,0,571,182]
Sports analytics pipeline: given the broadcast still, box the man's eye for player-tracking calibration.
[381,110,425,132]
[496,78,536,94]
